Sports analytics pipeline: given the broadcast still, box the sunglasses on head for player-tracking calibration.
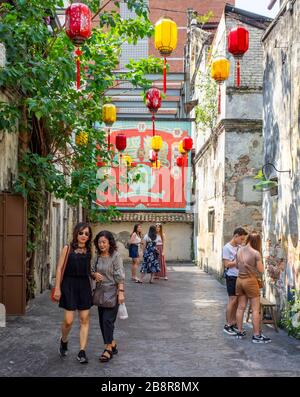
[78,231,90,237]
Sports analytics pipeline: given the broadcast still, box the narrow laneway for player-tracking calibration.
[1,263,300,377]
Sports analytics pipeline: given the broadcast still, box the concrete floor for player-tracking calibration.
[1,263,300,377]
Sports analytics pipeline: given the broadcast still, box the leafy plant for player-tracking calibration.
[279,290,300,339]
[195,69,218,131]
[253,169,278,191]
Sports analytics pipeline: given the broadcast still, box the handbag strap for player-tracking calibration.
[60,245,70,285]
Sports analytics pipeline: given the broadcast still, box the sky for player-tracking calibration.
[235,0,280,18]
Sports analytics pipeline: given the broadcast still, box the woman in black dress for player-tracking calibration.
[53,222,92,364]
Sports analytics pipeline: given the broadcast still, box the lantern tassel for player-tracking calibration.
[152,113,155,137]
[236,59,241,88]
[107,127,110,151]
[163,57,167,94]
[218,84,221,114]
[75,48,82,90]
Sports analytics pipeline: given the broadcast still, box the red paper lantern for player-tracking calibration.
[146,88,162,113]
[182,137,193,152]
[115,134,127,152]
[65,3,92,90]
[96,160,106,167]
[228,26,249,87]
[65,3,92,45]
[176,156,187,167]
[146,88,162,137]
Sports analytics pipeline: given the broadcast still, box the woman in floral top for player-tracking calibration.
[140,225,160,283]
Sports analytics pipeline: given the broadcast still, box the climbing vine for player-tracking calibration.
[195,68,218,131]
[0,0,162,298]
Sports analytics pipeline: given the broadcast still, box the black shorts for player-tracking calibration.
[226,276,237,296]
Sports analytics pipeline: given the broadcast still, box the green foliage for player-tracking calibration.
[195,69,217,131]
[253,169,278,191]
[195,11,214,28]
[0,0,161,294]
[0,0,161,210]
[279,290,300,339]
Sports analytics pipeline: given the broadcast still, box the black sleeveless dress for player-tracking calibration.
[59,250,92,311]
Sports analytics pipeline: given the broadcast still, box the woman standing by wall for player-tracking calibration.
[129,224,143,283]
[91,231,125,362]
[235,232,271,344]
[154,223,168,280]
[140,225,160,284]
[54,222,93,364]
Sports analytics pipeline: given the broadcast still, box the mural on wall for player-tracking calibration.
[95,121,191,211]
[264,238,286,310]
[264,235,300,311]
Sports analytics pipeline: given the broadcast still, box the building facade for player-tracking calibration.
[186,5,271,277]
[262,0,300,311]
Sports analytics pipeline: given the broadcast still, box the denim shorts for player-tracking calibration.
[226,276,237,296]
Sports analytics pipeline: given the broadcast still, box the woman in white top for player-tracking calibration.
[154,223,167,280]
[128,224,143,283]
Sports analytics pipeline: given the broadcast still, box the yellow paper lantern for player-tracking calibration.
[155,17,178,94]
[178,141,187,155]
[122,155,132,167]
[152,160,161,169]
[75,131,88,146]
[151,135,163,152]
[211,57,230,114]
[155,17,178,56]
[102,103,116,126]
[211,57,230,82]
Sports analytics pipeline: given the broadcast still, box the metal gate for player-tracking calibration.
[0,193,27,315]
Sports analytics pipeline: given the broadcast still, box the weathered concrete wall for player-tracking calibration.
[192,9,267,277]
[91,221,193,263]
[0,91,18,191]
[262,0,300,309]
[224,127,263,243]
[195,131,225,278]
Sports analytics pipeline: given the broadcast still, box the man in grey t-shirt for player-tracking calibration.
[222,227,248,335]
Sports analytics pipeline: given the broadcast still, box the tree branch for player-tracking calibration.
[92,0,114,21]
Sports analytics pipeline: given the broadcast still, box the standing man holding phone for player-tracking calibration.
[222,227,248,335]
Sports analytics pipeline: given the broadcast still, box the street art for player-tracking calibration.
[264,239,286,310]
[95,121,192,211]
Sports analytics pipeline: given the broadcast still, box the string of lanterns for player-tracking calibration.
[211,25,249,113]
[67,8,192,174]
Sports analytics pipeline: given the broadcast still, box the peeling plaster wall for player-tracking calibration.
[193,11,266,278]
[91,222,193,263]
[224,129,263,243]
[0,92,18,191]
[262,1,300,309]
[195,132,225,277]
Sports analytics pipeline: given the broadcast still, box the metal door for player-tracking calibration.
[0,193,27,315]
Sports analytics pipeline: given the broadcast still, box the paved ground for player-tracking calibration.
[0,263,300,377]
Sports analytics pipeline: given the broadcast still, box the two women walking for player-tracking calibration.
[54,223,125,364]
[54,222,93,363]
